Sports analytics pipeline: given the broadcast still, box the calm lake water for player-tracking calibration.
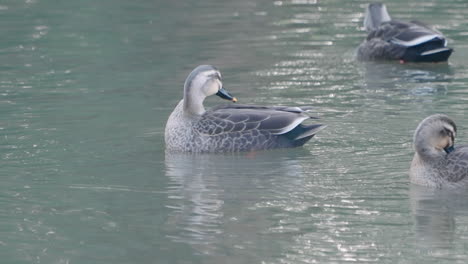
[2,0,468,263]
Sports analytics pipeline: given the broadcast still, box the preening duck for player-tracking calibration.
[357,3,453,63]
[410,114,468,188]
[164,65,325,153]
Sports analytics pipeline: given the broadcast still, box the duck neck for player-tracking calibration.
[412,152,429,165]
[183,93,206,116]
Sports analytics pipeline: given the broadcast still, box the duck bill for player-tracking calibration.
[444,145,455,154]
[216,88,237,102]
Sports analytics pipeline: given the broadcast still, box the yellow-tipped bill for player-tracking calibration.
[216,88,237,102]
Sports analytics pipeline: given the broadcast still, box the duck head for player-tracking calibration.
[364,2,392,31]
[413,114,457,159]
[183,65,237,115]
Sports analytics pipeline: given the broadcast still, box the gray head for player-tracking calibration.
[413,114,457,159]
[183,65,237,115]
[364,2,391,31]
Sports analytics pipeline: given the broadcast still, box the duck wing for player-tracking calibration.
[387,20,446,48]
[367,20,444,45]
[195,104,317,136]
[210,103,314,114]
[445,146,468,183]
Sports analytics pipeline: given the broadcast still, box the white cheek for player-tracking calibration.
[204,80,220,96]
[434,136,453,150]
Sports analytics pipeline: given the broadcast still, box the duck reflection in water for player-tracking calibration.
[163,150,308,255]
[409,184,468,247]
[360,61,452,96]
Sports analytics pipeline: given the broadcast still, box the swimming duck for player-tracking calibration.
[164,65,325,153]
[410,114,468,188]
[357,3,453,63]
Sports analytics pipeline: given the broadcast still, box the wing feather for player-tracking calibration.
[194,105,313,136]
[445,146,468,182]
[367,20,445,47]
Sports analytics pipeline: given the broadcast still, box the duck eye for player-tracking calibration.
[207,72,221,80]
[440,128,454,138]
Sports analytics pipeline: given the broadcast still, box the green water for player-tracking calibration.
[2,0,468,263]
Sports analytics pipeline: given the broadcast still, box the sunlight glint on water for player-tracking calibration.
[2,0,468,263]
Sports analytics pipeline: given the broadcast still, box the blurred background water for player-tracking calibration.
[2,0,468,263]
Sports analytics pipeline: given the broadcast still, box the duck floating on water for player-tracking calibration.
[357,3,453,63]
[164,65,326,153]
[410,114,468,189]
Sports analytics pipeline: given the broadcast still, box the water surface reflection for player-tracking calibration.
[164,150,310,257]
[362,62,453,95]
[409,184,468,248]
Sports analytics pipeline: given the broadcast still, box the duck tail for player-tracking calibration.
[289,124,327,141]
[364,2,391,31]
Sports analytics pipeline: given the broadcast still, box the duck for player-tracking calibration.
[410,114,468,188]
[164,65,326,153]
[357,2,453,63]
